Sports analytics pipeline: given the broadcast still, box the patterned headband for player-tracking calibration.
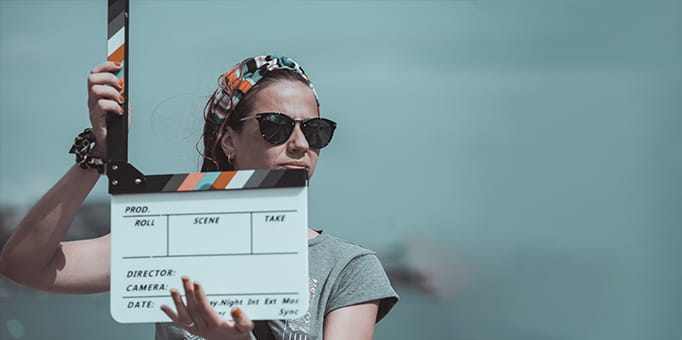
[210,55,320,129]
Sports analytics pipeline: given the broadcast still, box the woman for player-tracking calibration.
[0,55,398,340]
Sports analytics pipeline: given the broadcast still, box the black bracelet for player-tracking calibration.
[69,128,105,174]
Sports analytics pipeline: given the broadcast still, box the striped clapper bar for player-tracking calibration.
[110,169,310,323]
[107,0,129,168]
[107,0,125,84]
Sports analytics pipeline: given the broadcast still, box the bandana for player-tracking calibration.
[210,55,319,129]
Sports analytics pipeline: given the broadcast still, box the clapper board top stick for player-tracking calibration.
[105,0,309,323]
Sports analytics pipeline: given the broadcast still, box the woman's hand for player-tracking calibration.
[87,61,125,157]
[161,276,254,340]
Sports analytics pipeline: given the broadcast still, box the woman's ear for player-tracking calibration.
[220,127,237,161]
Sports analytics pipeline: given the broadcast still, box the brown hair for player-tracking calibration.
[198,67,311,172]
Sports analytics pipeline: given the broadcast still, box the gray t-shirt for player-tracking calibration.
[155,231,398,340]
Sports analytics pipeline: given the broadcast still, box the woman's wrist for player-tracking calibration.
[71,162,104,178]
[91,126,108,158]
[69,128,106,174]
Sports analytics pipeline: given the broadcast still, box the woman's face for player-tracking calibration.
[222,80,321,177]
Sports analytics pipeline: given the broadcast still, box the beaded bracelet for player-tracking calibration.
[69,128,105,174]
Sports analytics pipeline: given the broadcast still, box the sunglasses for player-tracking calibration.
[240,112,337,149]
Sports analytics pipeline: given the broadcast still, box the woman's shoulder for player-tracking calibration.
[310,231,399,322]
[309,230,376,258]
[308,230,389,278]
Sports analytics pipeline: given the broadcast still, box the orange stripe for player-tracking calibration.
[236,80,253,93]
[225,71,254,94]
[212,171,236,189]
[213,105,228,117]
[226,70,239,88]
[177,172,204,191]
[108,44,125,63]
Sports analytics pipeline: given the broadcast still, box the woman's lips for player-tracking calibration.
[279,162,308,169]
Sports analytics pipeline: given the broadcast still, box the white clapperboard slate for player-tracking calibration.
[109,169,309,323]
[105,0,308,323]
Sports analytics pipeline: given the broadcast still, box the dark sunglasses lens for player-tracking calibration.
[259,114,293,145]
[302,119,336,148]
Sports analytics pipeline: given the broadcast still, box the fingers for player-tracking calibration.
[91,85,125,106]
[95,98,125,115]
[90,61,121,75]
[87,67,124,123]
[192,281,224,327]
[182,276,210,329]
[231,307,254,334]
[87,71,121,89]
[161,287,201,333]
[169,288,194,326]
[162,276,254,339]
[160,303,181,325]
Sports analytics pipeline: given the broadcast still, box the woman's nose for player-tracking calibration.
[287,122,310,152]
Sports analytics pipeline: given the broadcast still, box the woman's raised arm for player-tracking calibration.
[0,61,125,294]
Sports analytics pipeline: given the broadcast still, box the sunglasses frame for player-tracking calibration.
[240,112,337,149]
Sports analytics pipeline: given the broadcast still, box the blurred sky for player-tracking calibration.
[1,1,682,339]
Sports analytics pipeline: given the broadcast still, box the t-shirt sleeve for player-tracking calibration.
[326,253,399,322]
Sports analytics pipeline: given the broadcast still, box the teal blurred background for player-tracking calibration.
[1,0,681,339]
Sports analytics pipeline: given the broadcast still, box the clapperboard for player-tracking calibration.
[106,0,308,323]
